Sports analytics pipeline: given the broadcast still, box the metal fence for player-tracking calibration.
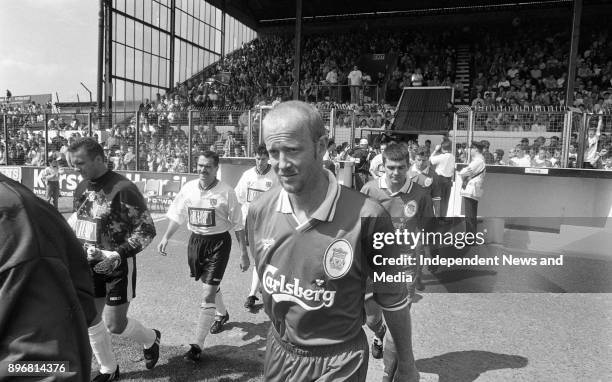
[2,106,611,171]
[453,107,611,170]
[270,85,381,105]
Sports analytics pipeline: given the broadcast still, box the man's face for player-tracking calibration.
[264,116,324,195]
[515,148,524,158]
[384,158,408,187]
[415,155,428,171]
[588,129,596,138]
[380,144,387,153]
[255,153,269,171]
[70,148,104,180]
[196,156,218,183]
[538,150,546,159]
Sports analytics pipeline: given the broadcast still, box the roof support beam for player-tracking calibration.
[293,0,302,100]
[565,0,582,108]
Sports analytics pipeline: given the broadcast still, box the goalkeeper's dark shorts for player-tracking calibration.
[92,256,137,306]
[187,231,231,285]
[264,325,368,382]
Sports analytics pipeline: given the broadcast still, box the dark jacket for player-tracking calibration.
[0,173,96,381]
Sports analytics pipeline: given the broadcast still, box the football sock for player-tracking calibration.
[196,303,216,348]
[215,287,227,317]
[89,320,117,374]
[248,268,259,297]
[118,317,156,349]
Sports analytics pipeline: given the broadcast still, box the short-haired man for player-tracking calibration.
[69,138,159,381]
[459,141,486,236]
[361,143,433,369]
[584,117,603,168]
[234,144,278,310]
[41,159,61,209]
[248,101,417,381]
[430,139,455,218]
[157,151,249,362]
[348,65,363,105]
[351,138,374,190]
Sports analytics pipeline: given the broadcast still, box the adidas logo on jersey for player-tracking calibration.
[262,265,335,311]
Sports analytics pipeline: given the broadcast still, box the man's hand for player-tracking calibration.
[86,246,105,263]
[157,237,169,256]
[240,251,250,272]
[91,250,122,275]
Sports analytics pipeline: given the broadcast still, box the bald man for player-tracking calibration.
[247,101,419,381]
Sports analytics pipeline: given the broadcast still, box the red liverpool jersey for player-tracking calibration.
[247,171,409,347]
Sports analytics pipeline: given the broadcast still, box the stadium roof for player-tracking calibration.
[207,0,606,29]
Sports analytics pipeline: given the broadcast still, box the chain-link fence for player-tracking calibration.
[470,109,566,168]
[2,106,611,172]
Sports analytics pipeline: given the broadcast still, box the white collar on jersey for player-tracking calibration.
[276,169,340,222]
[378,176,413,196]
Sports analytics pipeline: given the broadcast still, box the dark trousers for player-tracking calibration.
[354,172,370,192]
[438,176,453,217]
[46,181,59,209]
[463,197,478,236]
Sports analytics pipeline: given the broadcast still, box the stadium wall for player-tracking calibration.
[448,169,612,258]
[1,158,254,198]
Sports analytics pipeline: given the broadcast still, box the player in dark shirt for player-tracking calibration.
[69,138,159,381]
[248,101,417,381]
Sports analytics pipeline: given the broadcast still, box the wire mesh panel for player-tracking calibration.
[331,108,355,148]
[190,109,252,170]
[470,108,566,168]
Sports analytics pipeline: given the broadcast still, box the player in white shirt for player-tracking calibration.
[157,151,249,362]
[234,144,279,310]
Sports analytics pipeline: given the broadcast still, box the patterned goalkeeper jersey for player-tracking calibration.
[72,170,156,259]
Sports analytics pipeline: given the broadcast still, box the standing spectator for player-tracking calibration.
[351,138,374,191]
[326,68,339,101]
[0,173,96,381]
[123,146,136,170]
[430,139,455,218]
[41,159,61,209]
[459,141,486,236]
[69,138,160,380]
[348,65,364,105]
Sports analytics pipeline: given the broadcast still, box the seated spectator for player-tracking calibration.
[509,145,532,167]
[493,149,506,165]
[531,147,553,168]
[481,140,495,164]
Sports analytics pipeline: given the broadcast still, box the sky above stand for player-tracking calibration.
[0,0,98,102]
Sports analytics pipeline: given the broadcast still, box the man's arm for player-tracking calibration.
[115,186,156,259]
[228,189,250,270]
